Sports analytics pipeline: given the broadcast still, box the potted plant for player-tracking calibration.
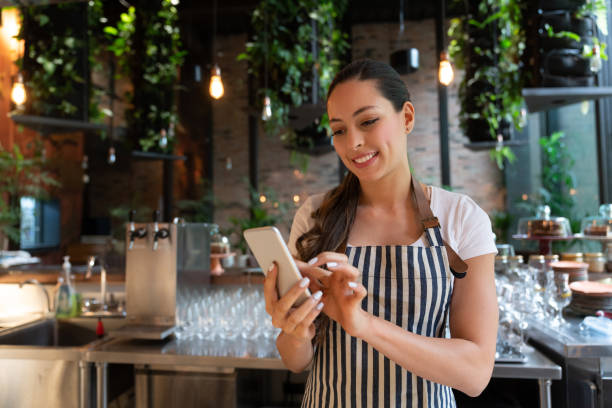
[0,141,60,249]
[227,184,290,267]
[17,2,106,120]
[104,0,186,153]
[449,0,525,168]
[238,0,349,168]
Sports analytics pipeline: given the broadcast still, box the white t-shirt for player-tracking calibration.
[288,185,497,260]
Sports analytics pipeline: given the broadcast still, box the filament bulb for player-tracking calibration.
[261,96,272,121]
[209,64,224,99]
[438,52,454,86]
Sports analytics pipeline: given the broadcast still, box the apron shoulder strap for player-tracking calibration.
[411,176,468,279]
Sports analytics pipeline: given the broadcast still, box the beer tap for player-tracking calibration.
[152,210,170,251]
[128,210,147,250]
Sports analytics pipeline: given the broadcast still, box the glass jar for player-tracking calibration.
[561,252,584,263]
[585,252,606,273]
[495,255,509,276]
[581,203,612,236]
[544,254,559,271]
[517,205,572,237]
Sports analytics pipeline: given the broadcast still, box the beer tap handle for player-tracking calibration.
[128,210,136,250]
[153,210,161,251]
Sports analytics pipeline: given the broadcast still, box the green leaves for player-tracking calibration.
[239,0,348,161]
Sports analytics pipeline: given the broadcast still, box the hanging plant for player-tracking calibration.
[448,0,526,168]
[16,1,115,126]
[104,0,185,153]
[17,3,88,119]
[238,0,349,166]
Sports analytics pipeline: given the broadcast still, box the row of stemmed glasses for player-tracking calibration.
[495,260,572,353]
[175,285,280,342]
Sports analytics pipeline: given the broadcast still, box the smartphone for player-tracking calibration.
[243,226,310,306]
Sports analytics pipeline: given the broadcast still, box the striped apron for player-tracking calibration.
[301,225,456,408]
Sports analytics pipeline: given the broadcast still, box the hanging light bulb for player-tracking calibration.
[261,95,272,121]
[209,64,224,99]
[107,147,116,165]
[159,129,168,149]
[11,73,26,106]
[438,51,454,86]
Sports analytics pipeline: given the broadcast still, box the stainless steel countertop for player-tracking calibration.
[493,345,561,380]
[86,334,561,380]
[85,335,284,370]
[527,316,612,359]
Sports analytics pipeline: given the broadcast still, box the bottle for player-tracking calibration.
[54,276,71,318]
[55,256,76,318]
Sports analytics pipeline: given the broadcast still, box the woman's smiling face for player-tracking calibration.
[327,79,414,183]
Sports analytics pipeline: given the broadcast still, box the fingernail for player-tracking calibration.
[327,262,338,268]
[316,302,324,310]
[299,277,310,288]
[308,257,318,265]
[313,290,323,300]
[348,281,358,289]
[268,263,275,273]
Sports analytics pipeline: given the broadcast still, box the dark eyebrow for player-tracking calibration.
[329,105,377,123]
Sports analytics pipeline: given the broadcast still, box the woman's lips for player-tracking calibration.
[351,151,378,168]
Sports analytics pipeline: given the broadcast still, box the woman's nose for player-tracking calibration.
[347,130,364,150]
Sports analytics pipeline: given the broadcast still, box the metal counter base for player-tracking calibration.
[86,335,561,408]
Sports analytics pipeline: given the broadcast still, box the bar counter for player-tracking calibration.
[83,332,561,408]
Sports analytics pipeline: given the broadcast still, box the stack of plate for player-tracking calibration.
[550,261,589,283]
[568,281,612,315]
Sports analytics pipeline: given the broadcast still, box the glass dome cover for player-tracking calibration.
[581,204,612,236]
[517,205,572,237]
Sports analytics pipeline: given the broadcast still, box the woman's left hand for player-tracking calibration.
[300,252,369,338]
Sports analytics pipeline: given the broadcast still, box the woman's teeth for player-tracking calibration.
[354,152,377,163]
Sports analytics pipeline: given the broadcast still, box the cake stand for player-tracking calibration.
[512,234,578,255]
[210,252,236,276]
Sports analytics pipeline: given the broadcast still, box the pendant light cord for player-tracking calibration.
[212,0,218,60]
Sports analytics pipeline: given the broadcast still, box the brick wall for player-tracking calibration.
[211,20,505,245]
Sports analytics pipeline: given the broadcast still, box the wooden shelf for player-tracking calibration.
[8,113,124,136]
[522,87,612,113]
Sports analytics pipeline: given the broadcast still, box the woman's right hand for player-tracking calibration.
[263,262,324,343]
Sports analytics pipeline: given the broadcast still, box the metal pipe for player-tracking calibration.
[95,362,107,408]
[79,361,90,408]
[537,378,552,408]
[435,0,451,187]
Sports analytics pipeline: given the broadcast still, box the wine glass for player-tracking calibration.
[550,272,572,327]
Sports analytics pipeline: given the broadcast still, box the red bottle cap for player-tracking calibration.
[96,318,105,338]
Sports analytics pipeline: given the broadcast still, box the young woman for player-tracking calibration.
[263,59,498,407]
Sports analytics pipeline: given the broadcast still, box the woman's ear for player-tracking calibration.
[403,101,415,134]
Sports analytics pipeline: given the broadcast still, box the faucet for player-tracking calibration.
[18,279,51,313]
[152,209,170,251]
[128,210,147,250]
[86,256,107,311]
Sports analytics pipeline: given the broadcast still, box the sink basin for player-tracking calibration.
[0,318,98,347]
[0,318,100,408]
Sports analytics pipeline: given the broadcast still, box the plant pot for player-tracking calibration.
[286,123,334,156]
[465,118,512,143]
[543,49,594,76]
[540,11,594,36]
[538,12,594,51]
[541,73,595,87]
[539,0,588,11]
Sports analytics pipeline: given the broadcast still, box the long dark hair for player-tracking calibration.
[296,59,412,344]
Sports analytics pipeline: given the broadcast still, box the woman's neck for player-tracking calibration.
[358,164,413,212]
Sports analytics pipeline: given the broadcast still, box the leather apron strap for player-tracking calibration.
[410,176,468,278]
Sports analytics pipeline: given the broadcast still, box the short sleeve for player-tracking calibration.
[287,194,322,258]
[455,196,498,260]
